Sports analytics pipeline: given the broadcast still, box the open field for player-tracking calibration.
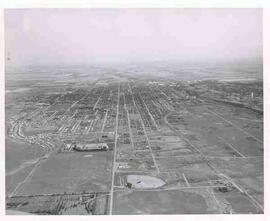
[5,138,46,173]
[113,189,218,214]
[15,151,112,195]
[6,192,109,215]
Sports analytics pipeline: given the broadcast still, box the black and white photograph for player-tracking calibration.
[1,3,267,217]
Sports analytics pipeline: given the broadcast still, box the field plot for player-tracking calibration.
[6,192,109,215]
[5,138,46,174]
[206,104,263,141]
[5,138,47,196]
[15,151,113,195]
[166,105,263,157]
[112,189,219,214]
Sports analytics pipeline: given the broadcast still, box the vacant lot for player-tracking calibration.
[112,189,218,214]
[16,151,113,195]
[6,138,46,173]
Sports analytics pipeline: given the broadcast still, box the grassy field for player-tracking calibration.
[112,189,217,214]
[5,138,46,173]
[16,151,113,195]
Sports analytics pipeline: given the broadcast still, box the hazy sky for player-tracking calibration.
[5,8,262,65]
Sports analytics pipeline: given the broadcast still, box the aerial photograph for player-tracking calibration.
[5,8,263,215]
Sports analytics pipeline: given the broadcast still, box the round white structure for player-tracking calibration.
[126,175,166,189]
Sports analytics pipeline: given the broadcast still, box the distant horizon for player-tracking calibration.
[5,8,262,66]
[5,56,263,68]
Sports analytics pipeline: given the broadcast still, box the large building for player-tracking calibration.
[73,143,109,152]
